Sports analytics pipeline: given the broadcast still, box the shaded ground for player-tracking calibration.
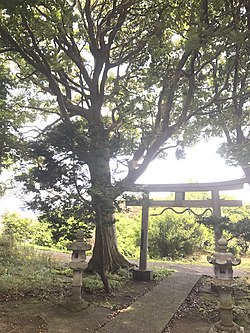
[1,274,250,333]
[0,278,157,333]
[165,276,250,333]
[0,252,249,333]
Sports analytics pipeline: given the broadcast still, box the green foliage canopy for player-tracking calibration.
[0,0,249,271]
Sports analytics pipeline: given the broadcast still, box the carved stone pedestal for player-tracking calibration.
[208,279,244,333]
[61,297,89,312]
[207,236,245,333]
[209,322,244,333]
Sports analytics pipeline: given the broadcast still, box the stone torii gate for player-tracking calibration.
[126,178,250,281]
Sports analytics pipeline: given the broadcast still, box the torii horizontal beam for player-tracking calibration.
[128,199,242,208]
[131,177,250,192]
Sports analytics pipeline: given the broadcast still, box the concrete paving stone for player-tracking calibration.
[96,272,201,333]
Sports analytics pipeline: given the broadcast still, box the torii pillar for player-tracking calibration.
[212,189,223,247]
[133,193,153,281]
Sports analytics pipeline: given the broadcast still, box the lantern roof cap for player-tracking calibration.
[217,236,228,251]
[207,236,241,267]
[66,230,91,251]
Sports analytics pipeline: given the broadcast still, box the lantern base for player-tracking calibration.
[209,321,244,333]
[60,297,89,312]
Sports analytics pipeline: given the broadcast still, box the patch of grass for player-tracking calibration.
[0,240,157,299]
[148,253,250,269]
[0,239,70,299]
[153,268,173,282]
[238,257,250,270]
[148,252,210,266]
[82,274,104,293]
[83,269,132,294]
[27,244,67,253]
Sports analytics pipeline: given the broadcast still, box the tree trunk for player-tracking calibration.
[87,223,134,272]
[86,130,134,273]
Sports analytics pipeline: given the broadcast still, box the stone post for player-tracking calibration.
[133,193,153,281]
[62,230,91,311]
[207,236,244,333]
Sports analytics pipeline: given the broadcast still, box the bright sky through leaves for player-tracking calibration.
[137,138,249,203]
[0,138,249,218]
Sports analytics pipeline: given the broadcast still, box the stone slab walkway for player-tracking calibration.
[97,272,200,333]
[41,272,200,333]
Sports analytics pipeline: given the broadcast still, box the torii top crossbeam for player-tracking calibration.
[132,177,250,192]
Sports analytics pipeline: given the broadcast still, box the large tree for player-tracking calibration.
[0,61,29,197]
[0,0,248,274]
[204,0,250,178]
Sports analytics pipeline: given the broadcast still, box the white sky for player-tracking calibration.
[0,138,249,219]
[137,138,249,203]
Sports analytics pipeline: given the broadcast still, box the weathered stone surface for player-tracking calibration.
[133,269,153,281]
[41,305,112,333]
[208,237,245,333]
[97,272,200,333]
[60,298,89,312]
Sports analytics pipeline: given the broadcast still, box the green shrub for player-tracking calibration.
[115,212,141,258]
[0,212,54,247]
[115,210,213,261]
[1,212,35,243]
[32,221,54,248]
[0,232,17,261]
[148,211,213,259]
[198,206,250,255]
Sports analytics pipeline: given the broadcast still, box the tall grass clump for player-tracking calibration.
[0,232,68,298]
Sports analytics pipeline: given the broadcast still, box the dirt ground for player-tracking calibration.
[1,275,249,333]
[165,276,250,333]
[0,278,157,333]
[0,252,249,333]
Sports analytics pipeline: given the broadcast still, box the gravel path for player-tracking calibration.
[41,250,249,277]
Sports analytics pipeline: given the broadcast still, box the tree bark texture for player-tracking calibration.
[86,134,133,273]
[87,223,134,272]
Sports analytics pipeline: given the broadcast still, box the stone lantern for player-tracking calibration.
[207,236,241,281]
[207,236,244,333]
[62,230,91,311]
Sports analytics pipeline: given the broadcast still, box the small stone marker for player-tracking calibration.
[207,236,244,333]
[61,230,91,311]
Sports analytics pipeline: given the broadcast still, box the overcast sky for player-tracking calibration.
[137,138,249,202]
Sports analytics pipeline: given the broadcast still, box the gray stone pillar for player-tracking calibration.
[133,193,153,281]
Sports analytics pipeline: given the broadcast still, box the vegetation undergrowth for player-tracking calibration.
[0,238,68,300]
[1,204,250,264]
[0,234,173,300]
[200,276,250,328]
